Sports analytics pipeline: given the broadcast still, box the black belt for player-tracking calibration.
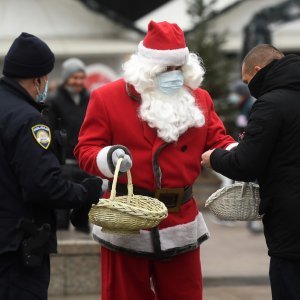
[109,182,193,212]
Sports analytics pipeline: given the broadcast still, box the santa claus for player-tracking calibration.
[74,20,237,300]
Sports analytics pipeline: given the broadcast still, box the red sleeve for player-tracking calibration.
[74,89,112,177]
[201,89,237,151]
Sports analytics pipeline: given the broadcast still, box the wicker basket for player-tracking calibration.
[88,158,168,234]
[205,182,262,221]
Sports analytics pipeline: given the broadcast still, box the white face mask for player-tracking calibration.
[228,93,240,104]
[35,79,48,102]
[157,70,184,96]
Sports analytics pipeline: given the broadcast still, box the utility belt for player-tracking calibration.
[17,218,51,268]
[109,182,193,212]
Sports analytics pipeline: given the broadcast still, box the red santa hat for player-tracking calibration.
[138,20,189,66]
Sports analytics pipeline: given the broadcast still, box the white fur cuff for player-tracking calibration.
[92,213,209,253]
[226,142,239,151]
[96,146,114,178]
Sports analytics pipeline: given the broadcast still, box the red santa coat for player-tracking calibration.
[74,79,236,258]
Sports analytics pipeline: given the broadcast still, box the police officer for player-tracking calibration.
[0,33,102,299]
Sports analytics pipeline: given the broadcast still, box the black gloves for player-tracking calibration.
[70,177,103,228]
[82,177,103,206]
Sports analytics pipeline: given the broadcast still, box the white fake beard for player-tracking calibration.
[139,87,205,142]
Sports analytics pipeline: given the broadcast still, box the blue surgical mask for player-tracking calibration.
[157,70,184,96]
[35,79,48,102]
[228,93,240,105]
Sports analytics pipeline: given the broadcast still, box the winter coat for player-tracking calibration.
[74,78,236,258]
[0,77,88,255]
[46,85,89,160]
[211,54,300,260]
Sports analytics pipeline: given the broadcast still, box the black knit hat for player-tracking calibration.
[3,32,55,78]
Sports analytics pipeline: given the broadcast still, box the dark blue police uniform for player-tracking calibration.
[0,32,102,300]
[0,77,90,299]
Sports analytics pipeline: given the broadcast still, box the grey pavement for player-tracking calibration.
[49,286,271,300]
[201,212,269,283]
[201,212,272,299]
[50,211,272,299]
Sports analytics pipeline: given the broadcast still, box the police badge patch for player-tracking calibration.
[31,125,51,149]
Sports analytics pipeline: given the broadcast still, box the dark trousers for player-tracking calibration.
[0,253,50,300]
[270,256,300,300]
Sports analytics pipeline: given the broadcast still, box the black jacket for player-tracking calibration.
[211,54,300,260]
[0,77,88,254]
[45,86,89,160]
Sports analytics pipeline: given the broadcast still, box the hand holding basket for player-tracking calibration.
[89,158,168,234]
[205,182,262,221]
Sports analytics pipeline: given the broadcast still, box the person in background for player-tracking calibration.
[0,32,102,300]
[229,81,254,136]
[229,81,263,233]
[46,58,91,233]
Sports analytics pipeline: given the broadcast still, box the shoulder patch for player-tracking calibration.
[31,124,51,149]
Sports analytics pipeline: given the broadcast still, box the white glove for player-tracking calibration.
[111,148,132,172]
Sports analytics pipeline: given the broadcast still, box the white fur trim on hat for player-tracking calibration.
[96,146,114,178]
[138,41,189,66]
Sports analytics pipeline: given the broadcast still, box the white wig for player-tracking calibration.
[123,52,206,93]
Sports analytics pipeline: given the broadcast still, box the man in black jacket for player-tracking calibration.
[0,33,102,300]
[46,58,91,232]
[202,44,300,300]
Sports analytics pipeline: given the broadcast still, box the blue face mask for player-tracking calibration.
[35,79,48,102]
[157,70,184,96]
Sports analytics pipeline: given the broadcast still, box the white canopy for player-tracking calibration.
[208,0,300,52]
[1,0,299,58]
[273,19,300,51]
[0,0,141,58]
[135,0,239,32]
[135,0,300,53]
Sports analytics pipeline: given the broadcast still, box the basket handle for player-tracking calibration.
[241,182,254,198]
[109,158,134,201]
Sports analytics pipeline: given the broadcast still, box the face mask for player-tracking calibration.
[157,70,184,96]
[35,79,48,102]
[228,93,240,104]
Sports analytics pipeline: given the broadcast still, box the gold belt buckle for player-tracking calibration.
[154,188,185,212]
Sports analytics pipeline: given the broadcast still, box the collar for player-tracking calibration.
[248,59,278,99]
[59,85,88,105]
[126,83,141,102]
[0,76,44,111]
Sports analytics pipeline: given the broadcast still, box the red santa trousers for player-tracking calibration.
[101,246,202,300]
